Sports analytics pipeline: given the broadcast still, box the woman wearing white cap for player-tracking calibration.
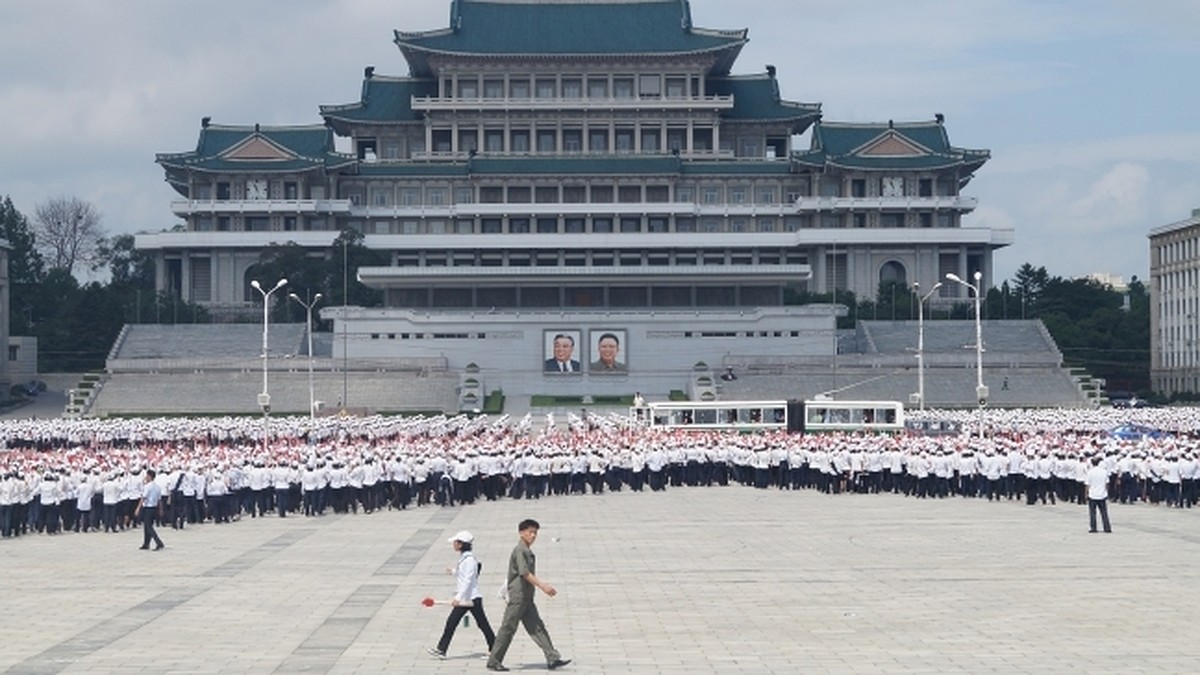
[428,530,495,659]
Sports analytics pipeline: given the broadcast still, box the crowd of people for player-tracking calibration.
[1,406,1198,540]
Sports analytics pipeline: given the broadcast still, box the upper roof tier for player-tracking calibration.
[394,0,748,76]
[793,119,990,177]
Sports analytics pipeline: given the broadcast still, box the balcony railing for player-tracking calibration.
[170,199,352,216]
[407,149,736,161]
[792,196,979,212]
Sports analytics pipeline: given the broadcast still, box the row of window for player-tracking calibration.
[1154,231,1200,266]
[189,174,962,205]
[352,179,962,207]
[190,212,957,234]
[389,248,807,268]
[359,329,808,342]
[441,73,704,101]
[385,285,785,310]
[426,125,729,155]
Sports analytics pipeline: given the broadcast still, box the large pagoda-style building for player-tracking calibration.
[139,0,1007,396]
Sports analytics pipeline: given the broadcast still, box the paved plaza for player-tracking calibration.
[2,486,1199,674]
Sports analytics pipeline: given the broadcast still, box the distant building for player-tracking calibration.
[1083,272,1128,294]
[137,0,1008,402]
[1149,208,1200,395]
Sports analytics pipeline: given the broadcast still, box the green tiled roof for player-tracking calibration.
[355,163,469,177]
[396,0,746,76]
[156,124,355,174]
[320,76,436,130]
[681,162,794,176]
[793,120,990,174]
[709,74,820,127]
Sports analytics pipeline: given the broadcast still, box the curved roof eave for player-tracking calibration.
[824,158,970,172]
[395,42,745,62]
[322,113,423,126]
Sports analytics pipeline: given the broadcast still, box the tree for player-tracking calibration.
[1,195,46,335]
[32,195,106,274]
[255,241,330,323]
[1012,263,1050,317]
[95,233,155,288]
[0,195,45,285]
[331,228,385,308]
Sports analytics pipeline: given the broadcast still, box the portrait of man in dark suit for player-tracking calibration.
[544,332,581,373]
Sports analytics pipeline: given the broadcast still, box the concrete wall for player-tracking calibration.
[323,306,837,398]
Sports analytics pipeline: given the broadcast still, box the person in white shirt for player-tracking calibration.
[427,530,495,659]
[1085,455,1113,533]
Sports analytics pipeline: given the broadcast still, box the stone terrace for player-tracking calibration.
[1,488,1197,673]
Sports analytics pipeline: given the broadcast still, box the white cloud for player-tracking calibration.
[1065,162,1151,231]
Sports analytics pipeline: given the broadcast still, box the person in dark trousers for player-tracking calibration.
[135,469,165,550]
[427,531,495,659]
[487,519,569,672]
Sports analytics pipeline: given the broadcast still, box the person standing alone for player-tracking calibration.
[487,519,569,672]
[1086,455,1112,533]
[135,469,165,550]
[427,530,495,659]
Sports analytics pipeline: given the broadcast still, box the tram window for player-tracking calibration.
[863,409,874,424]
[696,409,716,424]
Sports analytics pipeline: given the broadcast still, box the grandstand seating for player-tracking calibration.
[89,370,458,417]
[111,323,310,360]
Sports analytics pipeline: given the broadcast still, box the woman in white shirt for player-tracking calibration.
[427,531,495,659]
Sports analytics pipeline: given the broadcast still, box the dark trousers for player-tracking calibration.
[436,599,496,654]
[142,508,164,548]
[1088,498,1112,532]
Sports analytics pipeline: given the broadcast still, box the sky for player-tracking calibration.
[2,0,1198,286]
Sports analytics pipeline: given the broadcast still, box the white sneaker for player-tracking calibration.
[426,647,446,659]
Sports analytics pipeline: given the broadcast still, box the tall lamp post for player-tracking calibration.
[289,291,322,420]
[342,239,349,410]
[911,281,942,413]
[251,278,288,452]
[945,271,986,439]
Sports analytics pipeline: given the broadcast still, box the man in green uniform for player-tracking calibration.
[486,518,570,672]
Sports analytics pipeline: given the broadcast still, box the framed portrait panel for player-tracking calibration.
[543,330,583,374]
[588,329,627,374]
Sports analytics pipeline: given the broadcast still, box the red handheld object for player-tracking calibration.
[421,596,436,607]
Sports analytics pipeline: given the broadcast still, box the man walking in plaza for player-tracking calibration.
[135,469,165,550]
[487,518,569,672]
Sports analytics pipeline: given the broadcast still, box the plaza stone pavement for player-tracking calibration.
[2,489,1199,675]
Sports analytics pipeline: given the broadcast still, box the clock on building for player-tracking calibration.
[881,176,904,197]
[246,178,268,200]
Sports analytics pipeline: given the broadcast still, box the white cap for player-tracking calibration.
[449,530,474,544]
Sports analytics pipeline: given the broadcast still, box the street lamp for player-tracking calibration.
[945,271,987,439]
[911,281,942,413]
[251,278,288,451]
[342,238,349,409]
[289,291,323,420]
